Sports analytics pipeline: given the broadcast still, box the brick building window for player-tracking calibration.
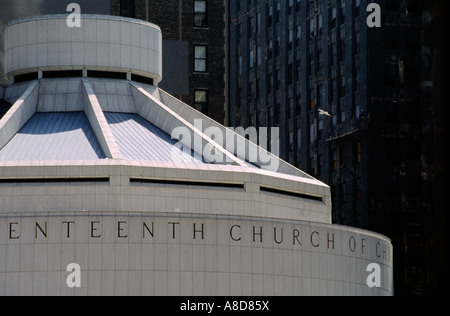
[120,0,135,18]
[355,141,361,164]
[331,6,337,28]
[194,0,208,27]
[194,45,208,73]
[332,149,338,172]
[194,90,208,113]
[355,0,361,17]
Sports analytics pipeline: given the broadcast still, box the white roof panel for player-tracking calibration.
[0,112,105,161]
[105,112,206,164]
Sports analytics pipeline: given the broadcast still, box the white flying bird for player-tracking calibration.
[318,109,332,117]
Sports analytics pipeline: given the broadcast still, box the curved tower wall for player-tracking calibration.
[4,15,162,83]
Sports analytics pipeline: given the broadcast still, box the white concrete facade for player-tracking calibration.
[4,15,163,84]
[0,16,393,296]
[0,214,392,296]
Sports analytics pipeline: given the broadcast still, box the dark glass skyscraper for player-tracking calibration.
[228,0,445,295]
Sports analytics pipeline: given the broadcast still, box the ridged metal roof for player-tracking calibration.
[105,112,206,163]
[0,112,105,161]
[0,78,315,179]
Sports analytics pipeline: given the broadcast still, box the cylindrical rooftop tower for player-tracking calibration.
[4,15,162,84]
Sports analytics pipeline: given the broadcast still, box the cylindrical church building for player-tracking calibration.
[0,15,393,296]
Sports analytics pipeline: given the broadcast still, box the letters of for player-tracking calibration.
[2,218,391,263]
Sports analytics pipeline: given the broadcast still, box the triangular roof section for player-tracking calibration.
[0,78,318,182]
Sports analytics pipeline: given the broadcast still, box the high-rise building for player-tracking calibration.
[228,0,444,295]
[110,0,227,124]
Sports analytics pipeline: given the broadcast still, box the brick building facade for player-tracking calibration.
[111,0,227,124]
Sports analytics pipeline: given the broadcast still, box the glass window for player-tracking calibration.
[355,142,361,164]
[194,45,207,73]
[310,123,316,143]
[194,0,207,27]
[194,90,208,112]
[120,0,135,18]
